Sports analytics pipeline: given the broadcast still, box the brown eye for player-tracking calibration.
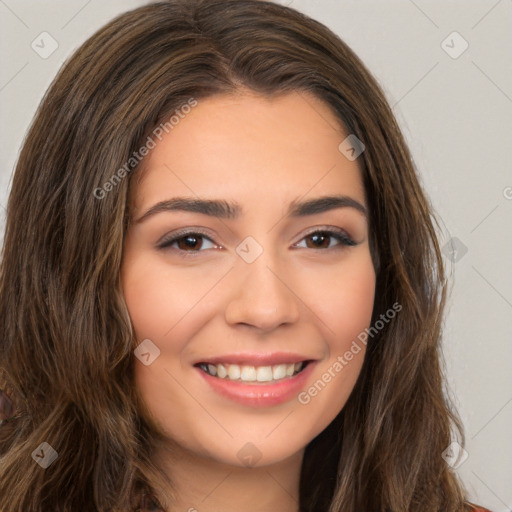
[175,234,204,251]
[158,231,217,253]
[305,232,331,249]
[296,229,356,250]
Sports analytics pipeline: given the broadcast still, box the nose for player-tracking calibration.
[224,251,301,332]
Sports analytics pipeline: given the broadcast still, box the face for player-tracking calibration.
[121,90,376,468]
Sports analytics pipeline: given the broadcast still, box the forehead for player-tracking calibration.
[130,91,366,213]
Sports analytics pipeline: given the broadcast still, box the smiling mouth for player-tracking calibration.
[195,361,310,383]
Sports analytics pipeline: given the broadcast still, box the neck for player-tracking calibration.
[152,443,303,512]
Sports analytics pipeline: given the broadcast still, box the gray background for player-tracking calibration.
[1,1,511,510]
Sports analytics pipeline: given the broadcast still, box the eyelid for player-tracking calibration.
[157,225,358,254]
[156,227,219,248]
[294,225,356,246]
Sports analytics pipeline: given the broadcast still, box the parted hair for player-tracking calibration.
[1,1,472,510]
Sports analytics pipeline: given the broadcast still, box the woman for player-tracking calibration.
[0,1,491,511]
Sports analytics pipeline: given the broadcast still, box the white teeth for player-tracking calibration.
[272,364,287,380]
[227,364,240,380]
[200,361,307,382]
[217,363,227,378]
[256,366,273,382]
[240,365,257,381]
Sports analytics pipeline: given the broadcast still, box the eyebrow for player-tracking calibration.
[134,194,367,223]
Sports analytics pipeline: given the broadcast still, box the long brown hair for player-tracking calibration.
[1,1,472,510]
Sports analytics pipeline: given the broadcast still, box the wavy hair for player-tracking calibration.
[1,1,472,510]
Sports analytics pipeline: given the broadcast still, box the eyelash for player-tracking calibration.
[157,227,357,257]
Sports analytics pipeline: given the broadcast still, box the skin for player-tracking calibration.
[121,89,376,511]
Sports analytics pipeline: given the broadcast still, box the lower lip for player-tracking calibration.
[196,362,316,407]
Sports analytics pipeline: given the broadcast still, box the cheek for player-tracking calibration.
[121,254,211,346]
[304,249,376,347]
[121,253,223,442]
[294,249,375,430]
[124,258,203,441]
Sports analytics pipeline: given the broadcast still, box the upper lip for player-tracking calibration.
[194,352,315,366]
